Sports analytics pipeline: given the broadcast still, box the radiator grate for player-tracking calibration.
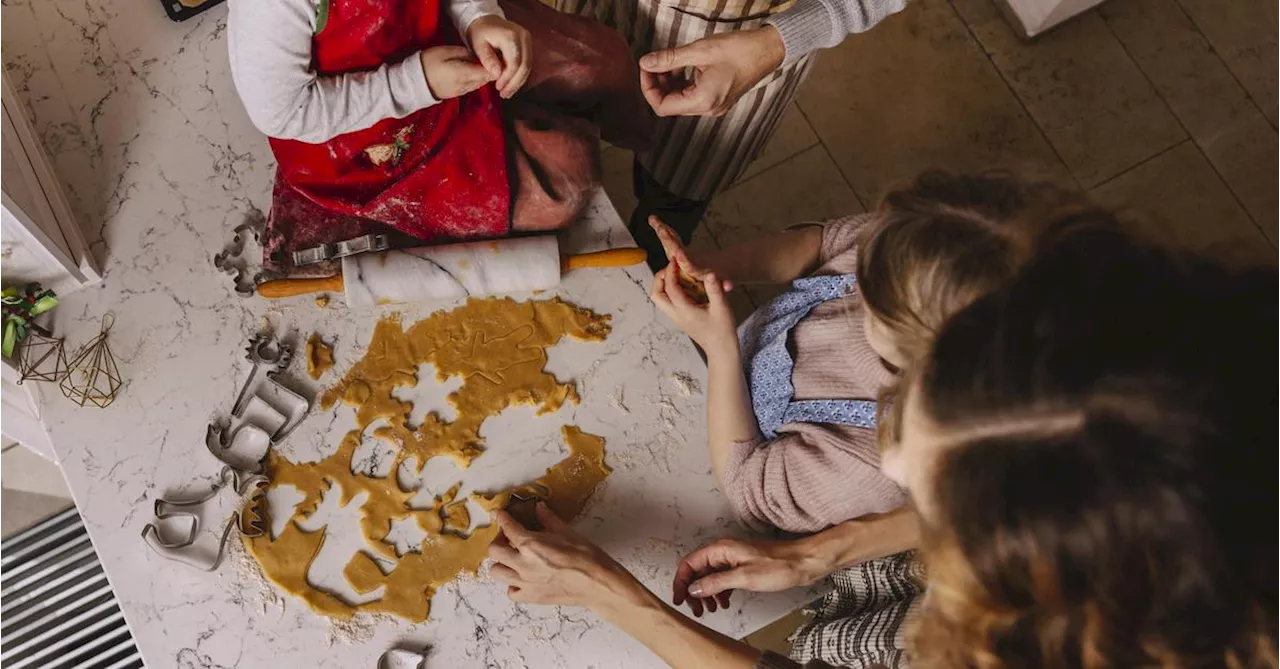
[1,506,143,669]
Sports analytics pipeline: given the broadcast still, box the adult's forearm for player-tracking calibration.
[597,586,763,669]
[797,506,920,578]
[700,227,823,286]
[705,345,759,486]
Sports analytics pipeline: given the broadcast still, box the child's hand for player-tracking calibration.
[649,216,734,298]
[466,15,533,99]
[421,46,495,99]
[652,264,737,355]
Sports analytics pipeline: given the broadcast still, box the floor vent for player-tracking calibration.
[1,506,143,669]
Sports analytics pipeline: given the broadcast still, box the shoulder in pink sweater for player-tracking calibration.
[722,214,907,534]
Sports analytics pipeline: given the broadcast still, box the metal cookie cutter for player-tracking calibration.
[205,422,272,474]
[504,484,550,531]
[292,233,389,267]
[213,213,271,297]
[141,466,270,572]
[231,334,294,417]
[378,647,430,669]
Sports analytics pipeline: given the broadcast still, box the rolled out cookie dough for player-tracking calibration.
[245,297,613,622]
[306,334,335,380]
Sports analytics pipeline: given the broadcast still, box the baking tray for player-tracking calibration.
[160,0,227,22]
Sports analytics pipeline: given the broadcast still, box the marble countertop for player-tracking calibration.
[1,1,819,667]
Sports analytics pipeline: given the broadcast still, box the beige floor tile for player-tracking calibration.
[952,0,1186,187]
[1100,0,1277,243]
[1091,141,1273,265]
[1177,0,1278,127]
[743,607,812,655]
[703,146,865,246]
[2,445,72,498]
[735,104,822,185]
[600,146,638,223]
[797,0,1071,206]
[1,489,73,539]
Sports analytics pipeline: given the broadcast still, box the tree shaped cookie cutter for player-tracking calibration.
[141,466,270,572]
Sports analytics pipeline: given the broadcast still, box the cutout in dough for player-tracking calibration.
[245,297,613,622]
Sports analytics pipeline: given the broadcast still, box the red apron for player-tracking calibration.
[268,0,510,243]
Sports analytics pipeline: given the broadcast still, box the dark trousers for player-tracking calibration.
[628,158,709,272]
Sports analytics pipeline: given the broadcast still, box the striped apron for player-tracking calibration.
[555,0,817,200]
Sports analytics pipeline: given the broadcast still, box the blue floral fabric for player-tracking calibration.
[740,274,878,439]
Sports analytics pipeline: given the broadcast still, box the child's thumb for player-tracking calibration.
[475,43,503,78]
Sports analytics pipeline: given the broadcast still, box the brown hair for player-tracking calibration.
[855,171,1088,448]
[909,219,1278,668]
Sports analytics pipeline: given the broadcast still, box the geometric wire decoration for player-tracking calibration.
[17,330,70,384]
[59,314,122,408]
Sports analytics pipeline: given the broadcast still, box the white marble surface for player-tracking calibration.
[1,2,821,667]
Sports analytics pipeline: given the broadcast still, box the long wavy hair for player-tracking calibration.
[908,221,1278,668]
[854,171,1091,449]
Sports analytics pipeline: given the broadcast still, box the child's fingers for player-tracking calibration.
[704,273,731,311]
[650,267,672,309]
[458,62,494,96]
[664,265,696,309]
[703,272,724,301]
[493,35,522,96]
[650,217,685,264]
[473,41,503,80]
[507,31,532,95]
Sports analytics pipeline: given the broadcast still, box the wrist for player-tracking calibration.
[593,567,662,623]
[752,25,786,74]
[786,521,875,583]
[703,337,743,365]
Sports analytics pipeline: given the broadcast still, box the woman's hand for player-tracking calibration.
[489,503,644,611]
[421,46,495,99]
[650,216,733,295]
[673,537,825,617]
[639,28,786,117]
[651,264,738,355]
[466,15,533,99]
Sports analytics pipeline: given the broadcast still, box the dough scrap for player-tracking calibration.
[306,334,335,380]
[244,297,613,622]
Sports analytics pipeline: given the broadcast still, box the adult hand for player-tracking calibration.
[489,504,643,610]
[639,27,785,117]
[672,537,825,617]
[649,216,734,294]
[421,46,495,99]
[466,15,533,98]
[651,264,737,354]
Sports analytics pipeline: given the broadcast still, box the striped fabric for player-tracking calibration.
[1,507,142,669]
[789,551,925,669]
[555,0,817,200]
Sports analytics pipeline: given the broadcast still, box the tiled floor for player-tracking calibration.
[602,0,1276,652]
[603,0,1277,322]
[1,442,73,538]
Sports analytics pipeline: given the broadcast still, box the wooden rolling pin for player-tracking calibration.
[257,236,647,306]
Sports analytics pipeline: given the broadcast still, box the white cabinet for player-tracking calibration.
[2,70,101,296]
[1,70,101,461]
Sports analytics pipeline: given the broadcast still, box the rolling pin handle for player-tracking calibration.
[256,275,345,299]
[562,248,649,272]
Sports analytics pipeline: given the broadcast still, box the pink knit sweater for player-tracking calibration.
[722,214,907,534]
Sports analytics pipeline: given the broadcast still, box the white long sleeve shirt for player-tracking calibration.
[227,0,501,144]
